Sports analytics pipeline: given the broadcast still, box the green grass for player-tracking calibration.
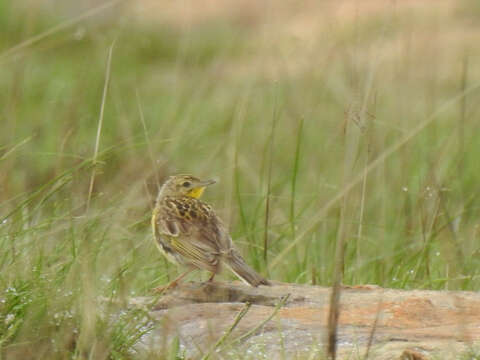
[1,0,480,358]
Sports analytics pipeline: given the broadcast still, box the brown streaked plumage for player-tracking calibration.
[152,174,270,289]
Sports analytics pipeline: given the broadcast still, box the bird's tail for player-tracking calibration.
[224,249,270,287]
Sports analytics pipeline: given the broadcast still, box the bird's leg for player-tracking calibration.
[153,268,194,293]
[207,272,216,282]
[199,272,216,287]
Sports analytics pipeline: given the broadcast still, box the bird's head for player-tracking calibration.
[158,174,216,199]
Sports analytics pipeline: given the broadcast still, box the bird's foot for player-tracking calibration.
[152,269,195,294]
[198,273,217,288]
[152,280,179,294]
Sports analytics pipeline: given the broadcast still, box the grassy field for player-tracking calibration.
[1,0,480,358]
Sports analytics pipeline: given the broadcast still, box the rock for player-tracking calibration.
[131,282,480,359]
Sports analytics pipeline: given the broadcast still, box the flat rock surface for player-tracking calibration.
[131,282,480,359]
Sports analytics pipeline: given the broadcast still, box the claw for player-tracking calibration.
[152,268,194,294]
[152,280,179,294]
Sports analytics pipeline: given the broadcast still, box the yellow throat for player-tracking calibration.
[187,187,205,198]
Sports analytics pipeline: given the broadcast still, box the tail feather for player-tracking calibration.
[224,250,270,287]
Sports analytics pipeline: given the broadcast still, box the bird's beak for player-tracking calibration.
[188,179,216,199]
[197,179,216,187]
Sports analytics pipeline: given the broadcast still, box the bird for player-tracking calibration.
[151,174,270,290]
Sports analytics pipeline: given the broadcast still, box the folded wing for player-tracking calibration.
[156,216,220,272]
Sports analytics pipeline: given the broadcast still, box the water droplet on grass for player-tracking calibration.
[73,27,86,41]
[5,313,14,324]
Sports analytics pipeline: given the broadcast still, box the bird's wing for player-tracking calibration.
[155,211,221,271]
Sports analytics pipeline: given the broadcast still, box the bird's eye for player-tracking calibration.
[182,181,191,187]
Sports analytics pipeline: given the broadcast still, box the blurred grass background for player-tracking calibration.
[1,0,480,358]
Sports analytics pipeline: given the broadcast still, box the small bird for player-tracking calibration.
[152,174,270,289]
